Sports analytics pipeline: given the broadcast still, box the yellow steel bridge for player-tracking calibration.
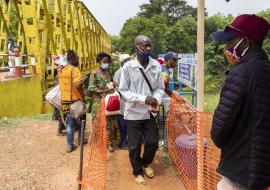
[0,0,111,117]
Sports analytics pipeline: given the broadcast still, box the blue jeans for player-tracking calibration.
[66,114,76,148]
[117,115,127,147]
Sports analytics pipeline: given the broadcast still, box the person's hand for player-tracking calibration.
[145,96,158,106]
[82,75,88,82]
[151,105,160,113]
[106,82,114,90]
[113,81,118,88]
[101,86,113,94]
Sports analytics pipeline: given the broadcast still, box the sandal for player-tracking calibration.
[135,175,145,185]
[144,166,155,178]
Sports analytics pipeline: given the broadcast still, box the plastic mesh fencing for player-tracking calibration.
[166,94,221,190]
[80,98,107,190]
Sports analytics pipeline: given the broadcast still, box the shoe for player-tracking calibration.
[118,141,128,149]
[144,166,155,178]
[135,175,145,185]
[158,140,164,147]
[67,145,77,153]
[57,128,65,136]
[108,144,115,153]
[78,138,88,145]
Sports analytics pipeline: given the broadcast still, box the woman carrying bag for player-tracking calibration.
[87,52,118,152]
[58,50,88,153]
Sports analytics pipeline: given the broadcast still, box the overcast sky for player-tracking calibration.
[81,0,270,35]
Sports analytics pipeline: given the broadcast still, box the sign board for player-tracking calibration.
[178,53,197,90]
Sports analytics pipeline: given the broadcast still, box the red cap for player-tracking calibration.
[157,58,164,65]
[213,14,270,42]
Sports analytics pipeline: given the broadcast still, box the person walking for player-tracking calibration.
[7,36,17,76]
[87,52,118,152]
[161,51,178,112]
[119,35,164,184]
[211,14,270,190]
[58,50,87,153]
[52,55,68,136]
[113,54,131,148]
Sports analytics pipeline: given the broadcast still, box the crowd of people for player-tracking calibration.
[52,34,176,183]
[50,13,270,189]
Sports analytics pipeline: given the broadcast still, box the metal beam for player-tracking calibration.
[56,0,68,51]
[0,5,10,36]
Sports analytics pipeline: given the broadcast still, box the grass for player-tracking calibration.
[204,94,220,113]
[181,93,220,113]
[0,113,53,131]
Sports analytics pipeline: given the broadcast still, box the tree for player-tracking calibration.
[258,9,270,56]
[205,14,233,41]
[110,35,122,53]
[111,0,270,94]
[138,0,197,24]
[118,15,168,57]
[165,16,197,53]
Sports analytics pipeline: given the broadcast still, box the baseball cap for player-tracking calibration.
[213,14,270,42]
[164,51,178,61]
[119,54,130,64]
[157,58,164,65]
[7,36,13,41]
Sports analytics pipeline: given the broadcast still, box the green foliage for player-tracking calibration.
[111,2,270,94]
[110,35,122,53]
[8,6,19,39]
[117,15,168,57]
[204,94,220,113]
[110,60,121,75]
[138,0,197,24]
[258,9,270,55]
[165,16,197,53]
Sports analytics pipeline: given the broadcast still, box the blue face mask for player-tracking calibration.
[136,47,151,60]
[101,63,109,70]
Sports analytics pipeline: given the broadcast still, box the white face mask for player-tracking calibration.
[101,63,109,70]
[224,38,250,64]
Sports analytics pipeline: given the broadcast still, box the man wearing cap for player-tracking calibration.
[113,54,131,148]
[162,51,178,112]
[7,36,17,76]
[119,35,164,184]
[211,14,270,190]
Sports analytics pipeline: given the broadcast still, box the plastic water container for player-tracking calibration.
[175,134,197,179]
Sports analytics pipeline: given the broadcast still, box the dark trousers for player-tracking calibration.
[117,115,127,146]
[125,115,159,176]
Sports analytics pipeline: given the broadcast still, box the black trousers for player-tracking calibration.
[125,114,159,176]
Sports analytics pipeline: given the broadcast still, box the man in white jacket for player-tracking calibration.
[119,35,165,184]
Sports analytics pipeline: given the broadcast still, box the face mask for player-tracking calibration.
[136,47,151,60]
[224,38,249,64]
[101,63,109,70]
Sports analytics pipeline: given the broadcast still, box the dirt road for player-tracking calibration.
[0,118,185,190]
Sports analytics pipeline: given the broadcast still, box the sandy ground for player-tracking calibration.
[107,147,186,190]
[0,120,80,190]
[0,119,185,190]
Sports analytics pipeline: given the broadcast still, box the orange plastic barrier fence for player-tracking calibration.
[80,98,107,190]
[166,94,221,190]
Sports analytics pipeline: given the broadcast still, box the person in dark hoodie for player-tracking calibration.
[211,14,270,190]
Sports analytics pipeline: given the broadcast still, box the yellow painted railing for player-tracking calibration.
[0,0,111,116]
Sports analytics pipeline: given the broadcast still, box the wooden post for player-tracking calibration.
[14,48,22,77]
[197,1,205,190]
[196,0,205,112]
